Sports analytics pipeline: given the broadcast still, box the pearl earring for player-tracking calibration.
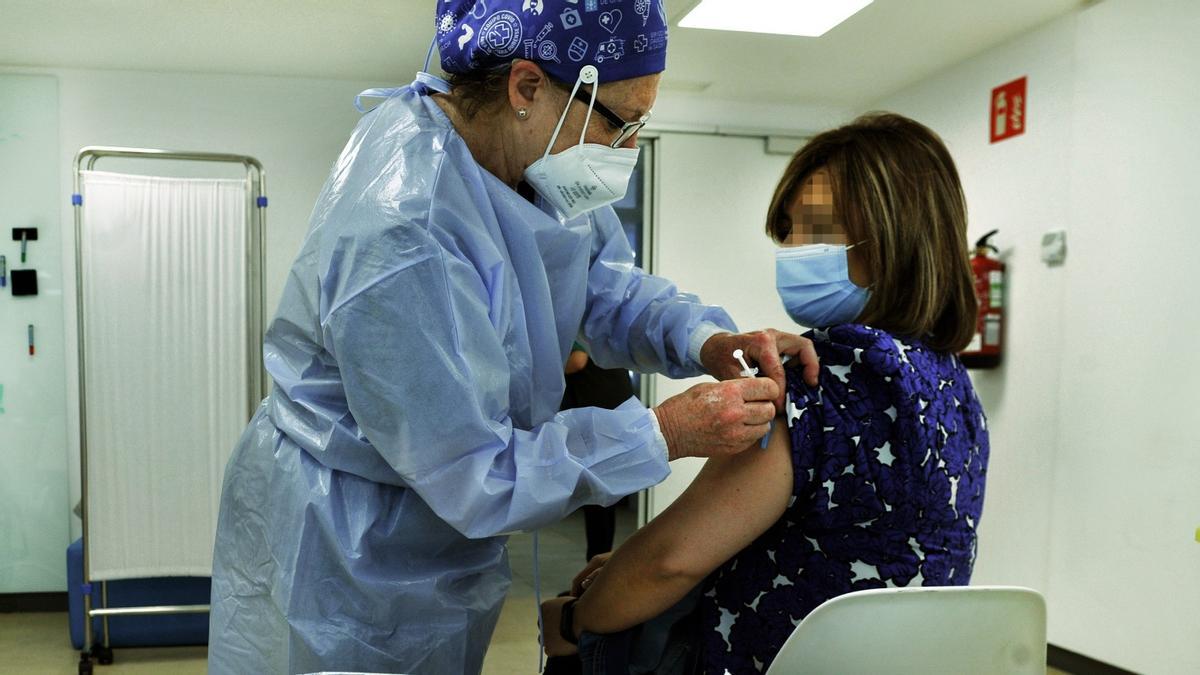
[517,108,529,119]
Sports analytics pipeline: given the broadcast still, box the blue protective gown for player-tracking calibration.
[208,79,736,674]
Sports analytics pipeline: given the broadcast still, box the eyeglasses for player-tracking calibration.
[569,85,651,148]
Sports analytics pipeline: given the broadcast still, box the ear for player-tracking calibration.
[508,59,551,113]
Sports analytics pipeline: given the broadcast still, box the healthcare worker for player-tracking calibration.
[209,1,819,673]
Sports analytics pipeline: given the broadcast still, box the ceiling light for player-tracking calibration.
[679,0,874,38]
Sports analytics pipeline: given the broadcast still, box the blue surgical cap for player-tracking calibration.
[436,0,669,84]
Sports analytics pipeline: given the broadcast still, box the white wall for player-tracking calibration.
[33,67,380,553]
[1050,1,1199,671]
[0,66,384,583]
[648,92,850,137]
[876,1,1200,671]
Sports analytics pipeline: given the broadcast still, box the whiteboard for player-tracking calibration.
[0,74,69,592]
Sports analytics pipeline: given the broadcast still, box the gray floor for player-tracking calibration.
[487,501,638,673]
[0,504,1076,675]
[0,504,634,675]
[508,500,638,598]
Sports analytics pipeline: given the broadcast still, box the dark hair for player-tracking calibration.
[766,112,977,353]
[445,62,584,119]
[444,64,513,119]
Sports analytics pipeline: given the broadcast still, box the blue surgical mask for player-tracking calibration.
[775,243,870,327]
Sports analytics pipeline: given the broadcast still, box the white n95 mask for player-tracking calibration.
[523,65,640,220]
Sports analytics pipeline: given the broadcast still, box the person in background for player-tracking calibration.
[561,344,637,561]
[541,112,990,674]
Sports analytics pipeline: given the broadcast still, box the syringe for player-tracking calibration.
[733,349,778,449]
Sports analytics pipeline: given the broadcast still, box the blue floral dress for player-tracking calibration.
[698,325,990,673]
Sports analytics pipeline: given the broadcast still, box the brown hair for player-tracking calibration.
[766,112,977,353]
[444,65,514,119]
[445,63,581,119]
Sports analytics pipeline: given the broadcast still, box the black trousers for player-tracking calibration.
[561,360,635,563]
[543,587,704,675]
[583,504,617,562]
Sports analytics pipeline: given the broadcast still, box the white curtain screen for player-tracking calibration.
[80,170,249,580]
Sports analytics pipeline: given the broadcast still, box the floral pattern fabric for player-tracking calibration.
[699,324,990,674]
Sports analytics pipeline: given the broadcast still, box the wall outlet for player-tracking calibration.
[1041,229,1067,266]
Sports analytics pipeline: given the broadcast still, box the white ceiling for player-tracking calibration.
[0,0,1086,107]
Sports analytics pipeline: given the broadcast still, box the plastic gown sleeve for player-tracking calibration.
[322,231,669,540]
[580,209,738,377]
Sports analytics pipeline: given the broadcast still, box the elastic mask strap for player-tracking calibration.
[578,82,598,146]
[542,77,583,161]
[779,241,867,258]
[846,241,874,290]
[542,67,600,160]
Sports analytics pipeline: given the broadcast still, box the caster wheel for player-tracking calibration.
[92,644,114,665]
[78,653,93,675]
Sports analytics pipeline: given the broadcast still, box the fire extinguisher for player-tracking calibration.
[961,230,1004,369]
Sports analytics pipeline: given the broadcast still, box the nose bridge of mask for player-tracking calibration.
[777,240,867,261]
[543,66,600,160]
[776,243,874,300]
[778,243,844,261]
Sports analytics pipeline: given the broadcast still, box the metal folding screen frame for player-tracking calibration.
[70,146,267,673]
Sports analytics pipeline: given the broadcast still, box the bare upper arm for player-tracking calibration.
[640,416,795,581]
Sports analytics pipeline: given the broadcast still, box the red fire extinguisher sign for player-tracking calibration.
[990,76,1027,144]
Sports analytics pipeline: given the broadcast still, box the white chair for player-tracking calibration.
[764,586,1046,675]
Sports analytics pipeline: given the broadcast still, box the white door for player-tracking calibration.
[644,132,799,520]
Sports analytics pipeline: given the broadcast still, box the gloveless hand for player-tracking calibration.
[699,329,819,411]
[653,378,778,460]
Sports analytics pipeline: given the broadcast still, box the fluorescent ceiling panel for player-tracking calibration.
[679,0,875,38]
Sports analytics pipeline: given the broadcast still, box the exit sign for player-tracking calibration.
[990,76,1027,143]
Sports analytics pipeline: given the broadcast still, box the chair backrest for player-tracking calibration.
[764,586,1046,675]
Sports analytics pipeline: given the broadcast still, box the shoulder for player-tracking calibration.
[784,324,980,443]
[308,101,464,313]
[789,325,963,390]
[315,93,456,239]
[784,325,896,398]
[783,325,951,428]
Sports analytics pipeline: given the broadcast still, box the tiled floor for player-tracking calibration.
[487,503,639,673]
[0,506,634,675]
[0,611,207,674]
[0,504,1073,675]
